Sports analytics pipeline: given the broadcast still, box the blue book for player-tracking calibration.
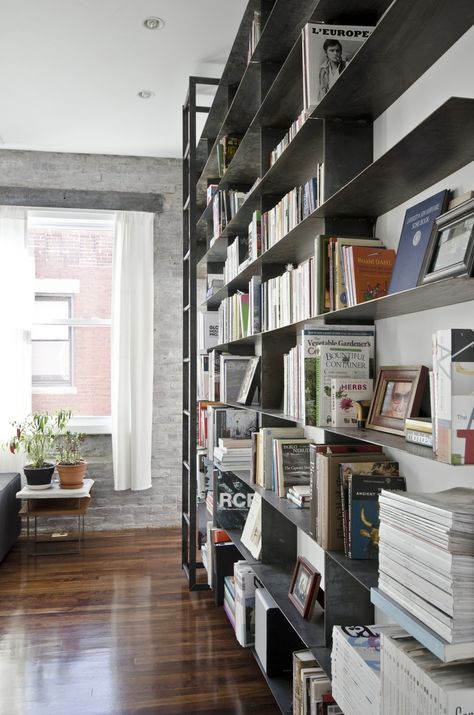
[388,189,449,294]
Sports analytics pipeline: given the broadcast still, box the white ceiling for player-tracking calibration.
[0,0,247,159]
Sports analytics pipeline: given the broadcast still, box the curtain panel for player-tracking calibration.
[112,211,154,490]
[0,207,33,472]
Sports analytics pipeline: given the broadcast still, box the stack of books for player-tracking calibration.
[214,438,253,472]
[332,624,391,715]
[287,484,311,508]
[381,627,474,713]
[378,487,474,651]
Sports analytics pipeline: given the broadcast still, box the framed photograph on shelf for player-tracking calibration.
[418,197,474,285]
[288,556,321,619]
[236,356,260,405]
[220,355,253,403]
[366,365,428,436]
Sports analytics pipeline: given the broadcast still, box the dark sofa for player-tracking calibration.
[0,473,21,562]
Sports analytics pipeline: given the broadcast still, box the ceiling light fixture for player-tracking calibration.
[138,90,155,99]
[143,17,165,30]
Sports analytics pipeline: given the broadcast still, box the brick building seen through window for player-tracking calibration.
[29,213,113,418]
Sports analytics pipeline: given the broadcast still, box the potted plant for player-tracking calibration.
[55,430,87,489]
[6,410,70,490]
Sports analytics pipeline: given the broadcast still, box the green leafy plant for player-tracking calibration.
[55,430,86,465]
[6,410,71,468]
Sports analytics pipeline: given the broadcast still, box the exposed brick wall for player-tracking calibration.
[1,148,182,530]
[31,227,113,415]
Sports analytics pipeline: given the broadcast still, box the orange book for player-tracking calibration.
[344,246,396,305]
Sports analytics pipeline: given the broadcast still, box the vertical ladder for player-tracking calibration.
[182,76,219,590]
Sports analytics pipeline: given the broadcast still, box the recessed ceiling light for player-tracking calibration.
[138,90,155,99]
[143,17,164,30]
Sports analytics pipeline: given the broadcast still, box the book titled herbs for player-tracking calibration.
[315,345,370,427]
[331,378,373,427]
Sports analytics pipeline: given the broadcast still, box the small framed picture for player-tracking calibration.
[418,197,474,285]
[366,365,428,436]
[288,556,321,619]
[236,356,260,405]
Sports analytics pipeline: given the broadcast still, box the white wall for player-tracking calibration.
[373,25,474,492]
[299,25,474,572]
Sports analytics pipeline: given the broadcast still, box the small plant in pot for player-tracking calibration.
[55,430,87,490]
[6,410,69,490]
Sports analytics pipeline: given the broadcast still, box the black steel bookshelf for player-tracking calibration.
[182,0,474,707]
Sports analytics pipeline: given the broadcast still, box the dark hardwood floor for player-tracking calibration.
[0,529,280,715]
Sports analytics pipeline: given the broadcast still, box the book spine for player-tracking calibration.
[405,429,433,447]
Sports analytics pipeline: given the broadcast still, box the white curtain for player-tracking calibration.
[0,207,33,472]
[112,211,154,490]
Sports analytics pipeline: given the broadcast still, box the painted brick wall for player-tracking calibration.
[0,148,182,529]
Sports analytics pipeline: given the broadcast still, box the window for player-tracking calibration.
[32,294,73,386]
[28,210,114,428]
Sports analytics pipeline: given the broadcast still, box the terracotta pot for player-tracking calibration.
[56,461,88,490]
[23,463,55,490]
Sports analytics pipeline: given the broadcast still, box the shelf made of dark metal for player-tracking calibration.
[251,562,326,649]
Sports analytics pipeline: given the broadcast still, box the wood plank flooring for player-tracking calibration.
[0,529,280,715]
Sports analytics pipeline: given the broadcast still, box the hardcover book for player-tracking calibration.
[330,377,373,427]
[348,471,406,559]
[388,189,449,294]
[300,324,376,427]
[343,245,396,305]
[315,451,385,550]
[339,460,399,557]
[434,328,474,464]
[330,236,384,311]
[302,23,374,111]
[315,344,370,427]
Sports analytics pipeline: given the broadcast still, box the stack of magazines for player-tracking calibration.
[331,624,391,715]
[381,628,474,714]
[378,487,474,650]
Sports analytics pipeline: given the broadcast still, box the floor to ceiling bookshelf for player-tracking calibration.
[182,0,474,709]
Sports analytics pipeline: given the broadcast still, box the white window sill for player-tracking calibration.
[68,416,111,435]
[32,386,78,395]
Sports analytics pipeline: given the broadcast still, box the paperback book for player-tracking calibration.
[330,378,373,427]
[273,438,313,497]
[315,344,370,427]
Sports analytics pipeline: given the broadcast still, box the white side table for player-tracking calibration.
[16,478,95,554]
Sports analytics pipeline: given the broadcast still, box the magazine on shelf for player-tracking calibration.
[302,22,374,111]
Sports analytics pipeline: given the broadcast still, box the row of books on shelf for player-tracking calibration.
[216,135,242,179]
[247,9,261,64]
[270,109,308,166]
[211,187,247,242]
[197,321,474,467]
[203,189,471,344]
[223,235,249,284]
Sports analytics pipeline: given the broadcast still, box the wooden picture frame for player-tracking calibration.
[418,197,474,285]
[366,365,428,436]
[236,356,260,405]
[288,556,321,619]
